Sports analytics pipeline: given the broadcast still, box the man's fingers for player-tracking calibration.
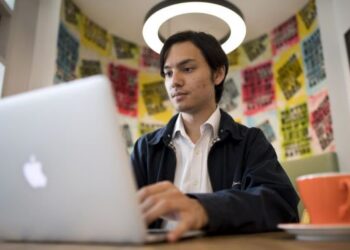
[143,198,176,225]
[167,218,191,242]
[140,195,156,213]
[138,181,173,203]
[140,185,179,214]
[137,182,208,241]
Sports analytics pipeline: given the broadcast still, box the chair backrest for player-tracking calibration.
[280,152,339,218]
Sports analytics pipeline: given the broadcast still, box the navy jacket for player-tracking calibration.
[131,109,299,234]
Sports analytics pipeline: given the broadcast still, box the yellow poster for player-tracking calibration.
[277,95,311,161]
[297,0,317,40]
[242,33,272,64]
[63,0,81,28]
[79,14,111,57]
[112,35,140,67]
[138,71,174,125]
[273,44,307,106]
[227,46,248,70]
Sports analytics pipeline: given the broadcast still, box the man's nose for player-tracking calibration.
[170,71,184,88]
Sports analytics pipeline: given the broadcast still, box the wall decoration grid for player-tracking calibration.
[56,0,334,161]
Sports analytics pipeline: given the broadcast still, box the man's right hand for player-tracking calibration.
[137,181,208,242]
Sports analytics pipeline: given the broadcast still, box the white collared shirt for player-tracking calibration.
[172,107,221,193]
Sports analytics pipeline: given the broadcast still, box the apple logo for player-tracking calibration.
[23,155,47,188]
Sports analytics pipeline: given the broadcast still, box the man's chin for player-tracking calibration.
[174,105,196,114]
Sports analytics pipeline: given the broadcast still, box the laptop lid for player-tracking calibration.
[0,75,149,243]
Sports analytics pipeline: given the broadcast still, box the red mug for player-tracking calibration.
[296,173,350,224]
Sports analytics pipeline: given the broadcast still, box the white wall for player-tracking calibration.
[29,0,61,90]
[0,3,12,63]
[2,0,39,96]
[0,61,5,97]
[317,0,350,172]
[4,0,16,10]
[2,0,61,97]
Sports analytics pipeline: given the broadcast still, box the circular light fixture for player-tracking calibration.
[142,0,246,54]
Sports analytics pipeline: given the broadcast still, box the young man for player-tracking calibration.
[131,31,299,242]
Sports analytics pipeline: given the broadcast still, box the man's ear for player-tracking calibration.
[213,66,226,86]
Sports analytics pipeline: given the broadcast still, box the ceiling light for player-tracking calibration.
[142,0,246,54]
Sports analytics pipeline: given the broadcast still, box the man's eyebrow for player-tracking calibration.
[163,59,195,70]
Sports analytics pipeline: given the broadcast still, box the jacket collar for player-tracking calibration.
[148,114,179,146]
[217,109,245,141]
[148,109,244,146]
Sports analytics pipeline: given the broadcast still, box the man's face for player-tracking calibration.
[163,41,223,114]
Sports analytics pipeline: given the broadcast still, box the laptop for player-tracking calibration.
[0,75,202,244]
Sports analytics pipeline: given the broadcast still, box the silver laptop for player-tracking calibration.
[0,75,201,244]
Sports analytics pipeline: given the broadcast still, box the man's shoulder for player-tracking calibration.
[136,114,179,146]
[136,126,167,145]
[219,110,264,141]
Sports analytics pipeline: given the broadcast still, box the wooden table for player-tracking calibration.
[1,232,349,250]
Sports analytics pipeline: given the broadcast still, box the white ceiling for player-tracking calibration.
[73,0,309,46]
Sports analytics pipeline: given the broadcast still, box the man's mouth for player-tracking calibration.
[171,92,188,98]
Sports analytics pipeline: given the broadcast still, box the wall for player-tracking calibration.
[2,0,61,97]
[56,0,164,152]
[0,62,4,96]
[316,0,350,172]
[28,0,61,90]
[0,0,13,97]
[2,0,347,169]
[2,0,39,96]
[56,0,336,162]
[0,0,11,64]
[223,0,333,162]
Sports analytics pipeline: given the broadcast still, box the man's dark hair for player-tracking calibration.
[159,31,229,103]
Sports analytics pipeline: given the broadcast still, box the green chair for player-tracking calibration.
[280,152,339,219]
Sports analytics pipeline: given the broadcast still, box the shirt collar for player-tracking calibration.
[172,106,221,139]
[147,109,244,146]
[173,113,187,138]
[203,106,220,138]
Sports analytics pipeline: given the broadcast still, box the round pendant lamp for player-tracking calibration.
[142,0,246,54]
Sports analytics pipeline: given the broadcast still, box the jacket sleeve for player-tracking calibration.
[189,129,299,234]
[130,136,148,189]
[130,135,166,229]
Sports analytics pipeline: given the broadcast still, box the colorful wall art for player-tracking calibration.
[56,0,334,160]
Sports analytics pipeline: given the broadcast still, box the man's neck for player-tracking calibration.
[181,105,217,143]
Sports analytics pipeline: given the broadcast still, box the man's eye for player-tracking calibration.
[164,71,172,78]
[184,67,194,72]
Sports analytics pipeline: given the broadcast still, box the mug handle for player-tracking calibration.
[339,179,350,219]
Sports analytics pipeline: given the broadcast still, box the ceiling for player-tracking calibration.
[73,0,309,46]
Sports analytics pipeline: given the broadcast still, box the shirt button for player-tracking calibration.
[194,180,198,186]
